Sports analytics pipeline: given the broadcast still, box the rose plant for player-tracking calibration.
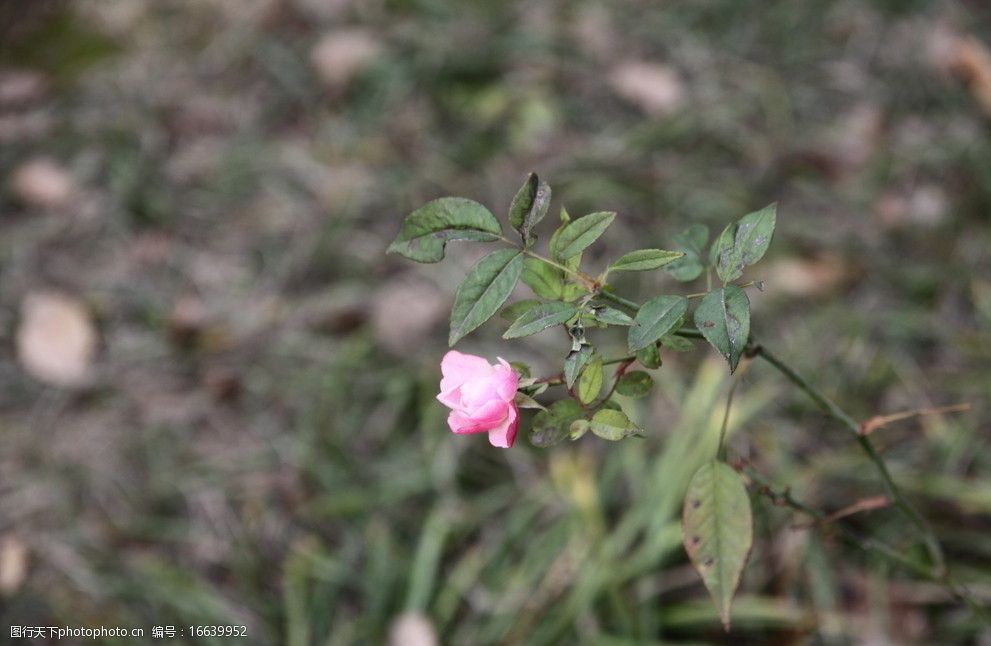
[388,173,976,629]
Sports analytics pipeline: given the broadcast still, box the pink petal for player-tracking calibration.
[488,405,519,448]
[492,358,519,402]
[436,386,462,409]
[440,350,493,393]
[448,401,508,434]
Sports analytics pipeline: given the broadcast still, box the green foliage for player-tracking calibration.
[694,286,751,372]
[564,344,592,389]
[629,295,688,352]
[589,409,642,441]
[388,197,501,263]
[550,211,616,259]
[616,371,653,398]
[666,224,709,282]
[503,301,578,339]
[636,343,663,369]
[529,399,584,447]
[508,172,551,246]
[578,355,603,404]
[449,249,523,345]
[609,249,684,273]
[682,461,754,631]
[713,204,777,282]
[591,306,634,326]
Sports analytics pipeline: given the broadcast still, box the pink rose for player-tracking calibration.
[437,350,520,448]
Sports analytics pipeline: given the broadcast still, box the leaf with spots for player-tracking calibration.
[508,173,551,246]
[682,460,753,632]
[713,204,777,282]
[387,197,502,263]
[693,286,750,373]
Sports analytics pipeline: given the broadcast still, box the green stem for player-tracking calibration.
[754,346,946,575]
[599,286,947,575]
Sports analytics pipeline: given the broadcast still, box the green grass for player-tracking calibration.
[1,1,990,644]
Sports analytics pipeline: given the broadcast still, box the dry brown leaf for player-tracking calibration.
[388,612,438,646]
[311,29,383,90]
[0,535,28,596]
[764,255,849,297]
[372,280,446,354]
[17,292,97,387]
[950,36,991,117]
[609,61,686,117]
[9,158,75,209]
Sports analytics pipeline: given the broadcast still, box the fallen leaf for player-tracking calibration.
[9,158,75,209]
[0,536,28,596]
[388,612,438,646]
[311,29,383,90]
[609,61,686,117]
[372,279,446,354]
[17,292,97,387]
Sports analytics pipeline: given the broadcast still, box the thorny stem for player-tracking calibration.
[515,241,974,613]
[745,466,987,619]
[754,345,947,576]
[569,270,956,597]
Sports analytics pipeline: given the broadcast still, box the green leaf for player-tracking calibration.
[449,249,524,346]
[508,173,551,245]
[615,371,653,398]
[514,392,545,410]
[521,257,565,300]
[504,302,579,339]
[609,249,684,272]
[550,211,616,260]
[529,399,585,448]
[714,204,777,282]
[591,306,634,326]
[693,286,750,372]
[500,299,542,321]
[628,295,688,352]
[564,345,592,389]
[589,409,641,441]
[660,334,695,352]
[578,355,603,404]
[388,197,501,263]
[682,460,753,632]
[569,419,590,440]
[665,224,709,282]
[636,343,662,369]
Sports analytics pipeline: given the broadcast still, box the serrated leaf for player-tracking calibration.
[550,211,616,259]
[504,301,579,339]
[591,306,634,326]
[628,295,688,352]
[714,204,777,282]
[529,399,585,447]
[578,355,603,404]
[501,299,542,322]
[693,286,750,372]
[609,249,684,272]
[508,173,552,245]
[589,409,641,441]
[387,197,502,263]
[636,343,662,369]
[521,257,565,300]
[564,345,592,389]
[449,249,524,346]
[682,460,753,631]
[660,334,695,352]
[615,371,653,398]
[666,224,709,282]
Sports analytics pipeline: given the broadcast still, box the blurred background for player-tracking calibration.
[1,0,990,643]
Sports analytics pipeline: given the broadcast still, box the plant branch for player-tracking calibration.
[753,345,947,575]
